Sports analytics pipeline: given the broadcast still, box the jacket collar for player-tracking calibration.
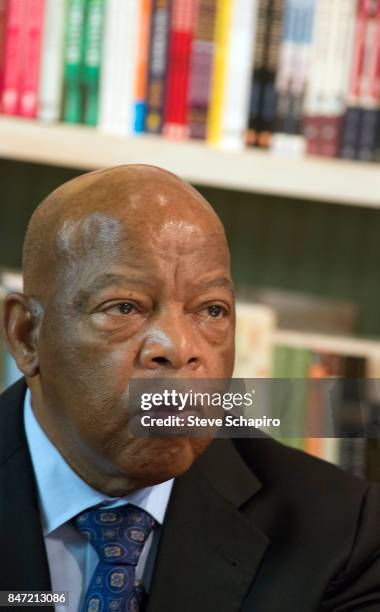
[147,437,269,611]
[0,379,53,594]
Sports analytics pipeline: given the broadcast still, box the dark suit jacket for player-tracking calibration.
[1,379,380,611]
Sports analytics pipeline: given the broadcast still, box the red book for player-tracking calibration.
[0,0,7,93]
[0,0,25,115]
[163,0,197,139]
[19,0,45,118]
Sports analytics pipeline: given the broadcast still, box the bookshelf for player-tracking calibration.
[274,330,380,377]
[1,116,380,209]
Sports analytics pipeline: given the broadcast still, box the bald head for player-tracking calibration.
[23,165,227,299]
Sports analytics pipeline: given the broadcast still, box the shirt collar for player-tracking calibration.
[23,388,174,536]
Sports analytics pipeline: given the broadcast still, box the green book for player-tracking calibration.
[82,0,105,125]
[63,0,87,123]
[273,345,312,452]
[286,347,313,452]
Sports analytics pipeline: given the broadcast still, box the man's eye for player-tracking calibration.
[206,305,225,318]
[107,302,136,315]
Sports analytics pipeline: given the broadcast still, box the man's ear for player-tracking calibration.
[3,292,41,377]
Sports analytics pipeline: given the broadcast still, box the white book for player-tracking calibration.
[271,0,316,157]
[38,0,66,122]
[219,0,258,150]
[321,0,352,117]
[99,0,139,136]
[304,0,331,116]
[234,302,276,379]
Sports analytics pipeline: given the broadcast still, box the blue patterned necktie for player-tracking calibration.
[74,504,157,612]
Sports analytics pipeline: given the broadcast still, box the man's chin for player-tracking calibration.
[122,436,213,488]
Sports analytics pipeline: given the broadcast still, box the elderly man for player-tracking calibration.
[1,165,379,612]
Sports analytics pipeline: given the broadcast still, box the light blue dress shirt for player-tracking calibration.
[23,389,174,612]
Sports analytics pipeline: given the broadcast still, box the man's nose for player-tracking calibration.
[138,311,201,371]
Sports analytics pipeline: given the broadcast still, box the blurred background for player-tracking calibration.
[1,0,380,479]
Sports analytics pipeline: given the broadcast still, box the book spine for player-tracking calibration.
[163,0,197,138]
[62,0,87,123]
[133,0,152,133]
[318,0,349,158]
[206,0,232,144]
[273,0,295,139]
[145,0,171,134]
[272,0,311,155]
[0,0,7,95]
[118,0,139,135]
[273,0,316,156]
[374,6,380,163]
[0,0,25,115]
[82,0,105,126]
[246,0,270,146]
[19,0,45,118]
[234,303,276,378]
[99,0,138,135]
[356,0,380,160]
[219,0,258,149]
[187,0,217,140]
[303,0,330,155]
[257,0,284,149]
[38,0,66,122]
[98,0,118,133]
[340,0,368,159]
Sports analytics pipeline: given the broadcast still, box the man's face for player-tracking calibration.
[35,203,235,491]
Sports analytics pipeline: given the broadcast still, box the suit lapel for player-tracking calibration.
[147,439,269,612]
[0,379,52,597]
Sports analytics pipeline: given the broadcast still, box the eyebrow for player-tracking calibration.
[72,273,154,309]
[85,273,154,293]
[197,277,235,294]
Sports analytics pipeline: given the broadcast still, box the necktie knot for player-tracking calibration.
[74,505,157,566]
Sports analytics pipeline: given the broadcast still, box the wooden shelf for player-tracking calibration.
[275,329,380,359]
[1,116,380,208]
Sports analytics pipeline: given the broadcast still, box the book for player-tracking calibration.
[234,302,276,378]
[0,0,7,92]
[206,0,232,145]
[256,0,284,149]
[303,0,331,155]
[336,355,367,479]
[356,0,380,160]
[340,0,369,159]
[163,0,197,139]
[38,0,66,122]
[246,0,270,146]
[62,0,87,123]
[304,351,343,464]
[82,0,105,126]
[99,0,139,135]
[271,0,316,156]
[145,0,171,134]
[133,0,152,133]
[0,0,25,115]
[19,0,45,118]
[219,0,258,150]
[187,0,217,140]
